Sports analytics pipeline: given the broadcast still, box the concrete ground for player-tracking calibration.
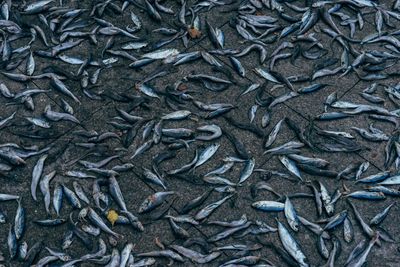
[0,0,399,266]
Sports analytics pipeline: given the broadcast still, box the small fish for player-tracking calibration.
[252,201,285,212]
[194,144,220,170]
[170,245,221,264]
[14,198,25,240]
[38,171,56,214]
[323,210,348,231]
[138,191,174,213]
[264,119,284,148]
[142,48,179,59]
[285,197,299,231]
[87,208,121,238]
[195,195,232,220]
[26,52,35,75]
[343,217,354,243]
[120,243,134,267]
[34,218,66,226]
[238,158,255,184]
[277,220,309,267]
[370,202,396,225]
[279,156,303,181]
[8,224,17,259]
[0,194,19,201]
[31,154,48,201]
[161,110,191,120]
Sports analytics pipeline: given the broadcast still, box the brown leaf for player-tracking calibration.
[178,83,188,91]
[188,27,202,39]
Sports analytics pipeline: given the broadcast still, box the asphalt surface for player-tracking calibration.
[1,0,400,266]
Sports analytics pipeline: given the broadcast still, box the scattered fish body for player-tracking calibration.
[0,1,398,266]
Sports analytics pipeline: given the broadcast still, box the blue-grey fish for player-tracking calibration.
[277,220,309,267]
[194,144,220,170]
[31,154,48,201]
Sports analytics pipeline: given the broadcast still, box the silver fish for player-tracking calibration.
[31,154,48,201]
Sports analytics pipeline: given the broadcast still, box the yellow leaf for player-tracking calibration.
[107,209,119,226]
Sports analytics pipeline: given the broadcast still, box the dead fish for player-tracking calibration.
[193,144,220,170]
[279,156,303,181]
[1,1,400,266]
[195,195,233,221]
[277,220,309,267]
[31,154,48,201]
[138,191,174,213]
[170,245,221,264]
